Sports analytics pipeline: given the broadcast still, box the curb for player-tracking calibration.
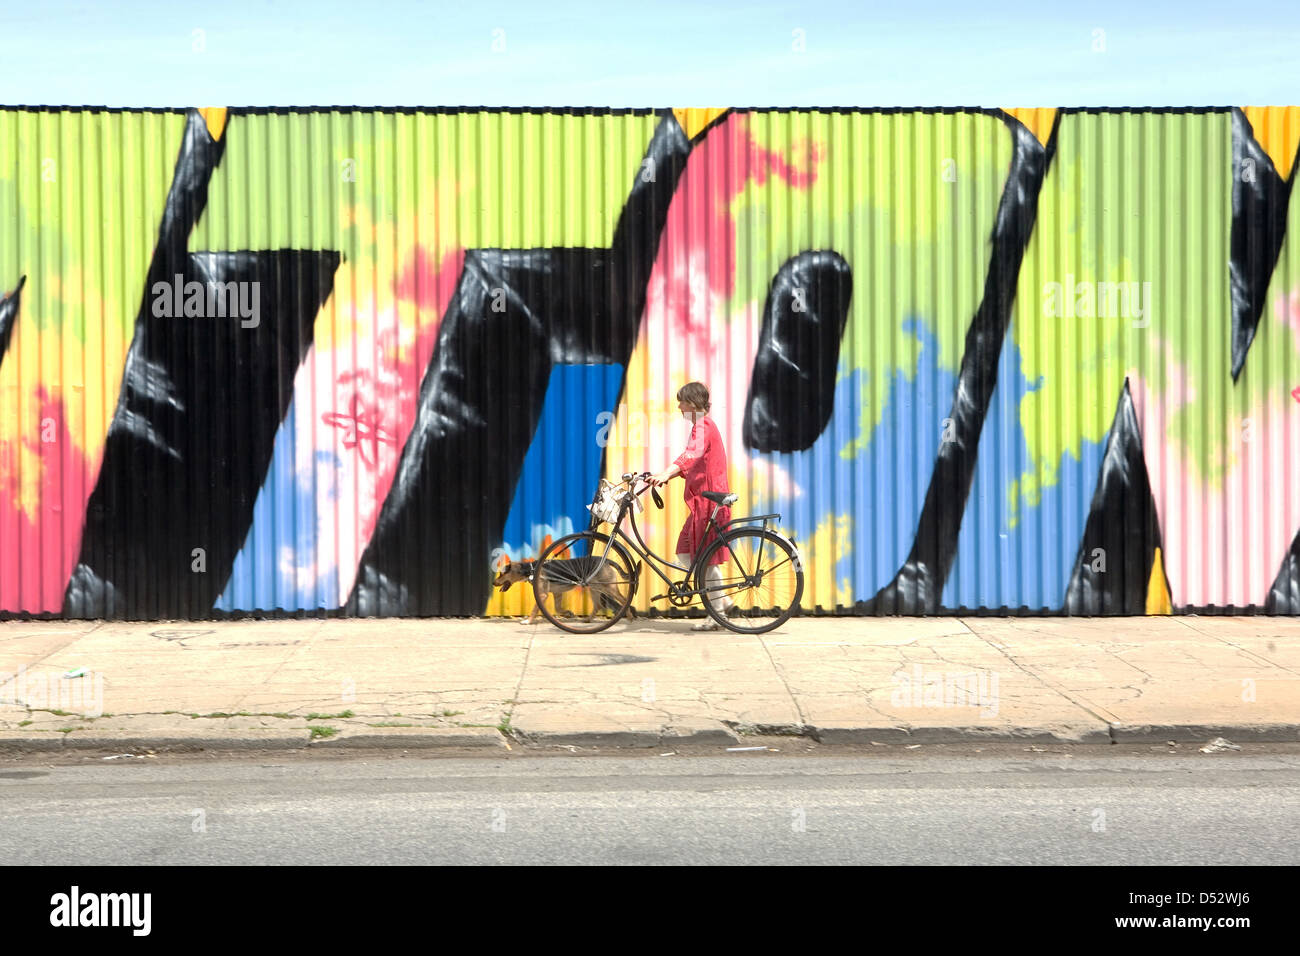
[1108,723,1300,743]
[310,727,508,749]
[0,728,314,752]
[511,721,743,750]
[2,724,1298,753]
[67,729,313,751]
[0,731,65,752]
[812,725,1115,745]
[503,723,1300,749]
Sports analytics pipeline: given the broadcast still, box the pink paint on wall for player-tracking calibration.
[0,388,91,612]
[632,115,811,522]
[294,244,464,604]
[1133,370,1300,606]
[685,114,823,304]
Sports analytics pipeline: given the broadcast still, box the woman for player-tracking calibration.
[650,382,734,630]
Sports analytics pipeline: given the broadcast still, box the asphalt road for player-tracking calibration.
[3,747,1299,865]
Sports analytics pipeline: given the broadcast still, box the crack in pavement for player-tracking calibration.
[1174,617,1300,678]
[507,629,539,729]
[750,634,807,729]
[961,619,1119,728]
[231,619,329,712]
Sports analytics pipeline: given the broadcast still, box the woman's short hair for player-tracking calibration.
[677,381,710,412]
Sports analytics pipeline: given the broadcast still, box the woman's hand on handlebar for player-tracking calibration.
[648,467,677,488]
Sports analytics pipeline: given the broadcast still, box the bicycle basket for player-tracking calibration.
[587,479,641,525]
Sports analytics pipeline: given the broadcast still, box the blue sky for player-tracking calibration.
[2,0,1299,106]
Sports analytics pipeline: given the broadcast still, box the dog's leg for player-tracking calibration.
[521,590,545,625]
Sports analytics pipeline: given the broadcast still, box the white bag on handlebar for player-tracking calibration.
[587,478,642,525]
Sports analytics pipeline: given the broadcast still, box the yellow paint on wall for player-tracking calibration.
[1146,547,1173,614]
[672,108,728,141]
[1242,106,1300,182]
[1002,108,1058,148]
[799,513,855,609]
[198,107,228,141]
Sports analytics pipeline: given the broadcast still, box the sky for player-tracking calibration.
[1,0,1299,107]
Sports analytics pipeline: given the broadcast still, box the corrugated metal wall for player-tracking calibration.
[2,106,1299,620]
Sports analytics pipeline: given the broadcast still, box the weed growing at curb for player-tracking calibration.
[369,722,415,727]
[441,710,463,717]
[309,726,339,739]
[306,710,354,721]
[18,720,32,727]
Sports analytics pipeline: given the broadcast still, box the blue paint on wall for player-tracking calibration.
[941,334,1106,610]
[497,363,625,560]
[216,396,340,612]
[751,317,956,604]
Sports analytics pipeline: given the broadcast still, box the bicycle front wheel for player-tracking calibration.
[697,528,804,633]
[533,531,638,634]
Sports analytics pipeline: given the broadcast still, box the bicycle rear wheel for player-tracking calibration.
[533,531,638,634]
[697,528,803,633]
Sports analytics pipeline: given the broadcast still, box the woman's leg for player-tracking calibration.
[704,562,735,611]
[680,552,734,611]
[678,551,723,629]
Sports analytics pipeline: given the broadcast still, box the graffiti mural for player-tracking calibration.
[1,105,1298,619]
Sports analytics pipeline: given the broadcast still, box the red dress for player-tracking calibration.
[673,415,731,564]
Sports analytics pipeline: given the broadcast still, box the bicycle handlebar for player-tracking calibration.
[620,472,663,509]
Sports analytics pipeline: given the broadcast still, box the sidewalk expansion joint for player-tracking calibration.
[966,628,1119,730]
[755,633,808,728]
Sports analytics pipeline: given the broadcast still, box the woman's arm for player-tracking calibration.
[650,463,680,486]
[652,420,709,486]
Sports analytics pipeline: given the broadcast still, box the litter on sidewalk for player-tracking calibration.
[1199,737,1242,753]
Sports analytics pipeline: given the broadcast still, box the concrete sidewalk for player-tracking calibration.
[1,615,1297,752]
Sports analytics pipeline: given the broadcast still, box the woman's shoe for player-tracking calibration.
[692,619,721,631]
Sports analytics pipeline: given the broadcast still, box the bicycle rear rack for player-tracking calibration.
[721,512,781,534]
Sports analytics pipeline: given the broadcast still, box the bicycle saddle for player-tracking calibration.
[702,491,739,506]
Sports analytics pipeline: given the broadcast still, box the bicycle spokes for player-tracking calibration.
[534,533,637,634]
[703,534,800,614]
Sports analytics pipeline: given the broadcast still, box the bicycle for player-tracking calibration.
[529,471,804,634]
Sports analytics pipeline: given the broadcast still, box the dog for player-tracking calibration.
[493,555,639,625]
